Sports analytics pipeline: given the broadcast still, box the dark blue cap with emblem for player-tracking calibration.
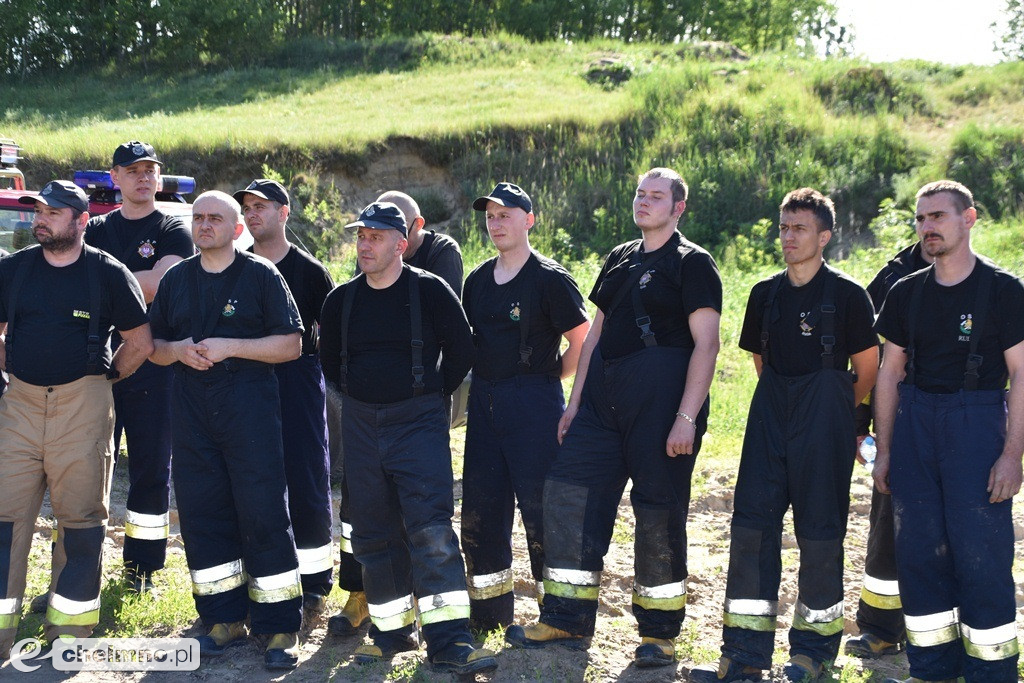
[345,201,408,236]
[112,140,162,167]
[19,180,89,212]
[473,182,532,213]
[233,178,290,208]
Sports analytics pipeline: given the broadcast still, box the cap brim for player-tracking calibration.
[233,189,268,204]
[115,156,163,167]
[345,220,406,233]
[472,195,512,211]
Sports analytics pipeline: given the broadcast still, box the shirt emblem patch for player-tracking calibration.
[639,271,653,289]
[72,310,90,319]
[509,303,521,322]
[222,299,238,317]
[137,240,156,258]
[959,313,973,336]
[799,311,813,336]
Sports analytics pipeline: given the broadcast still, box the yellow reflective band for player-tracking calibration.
[48,594,101,627]
[905,608,961,648]
[723,612,777,632]
[296,544,334,575]
[249,568,302,603]
[793,612,844,636]
[632,580,687,611]
[724,598,778,617]
[544,579,599,601]
[861,574,902,610]
[191,559,247,596]
[962,623,1019,661]
[125,510,170,540]
[0,613,19,629]
[0,598,21,629]
[418,591,471,625]
[368,594,416,632]
[467,568,514,600]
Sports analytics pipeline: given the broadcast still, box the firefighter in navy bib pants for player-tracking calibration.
[873,180,1024,683]
[691,188,879,683]
[149,191,305,671]
[461,182,590,633]
[506,168,722,668]
[330,190,464,637]
[319,202,496,676]
[845,240,932,660]
[85,141,194,593]
[0,181,152,658]
[234,179,335,617]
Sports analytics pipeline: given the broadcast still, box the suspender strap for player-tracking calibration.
[904,267,930,387]
[4,247,38,374]
[517,254,539,370]
[759,272,785,364]
[819,269,837,370]
[632,276,657,347]
[338,275,360,395]
[409,272,425,395]
[84,248,103,375]
[963,263,994,391]
[188,253,248,343]
[606,243,672,322]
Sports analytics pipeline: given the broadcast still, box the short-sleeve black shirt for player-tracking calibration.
[866,242,930,311]
[407,231,463,297]
[85,208,194,274]
[739,264,877,376]
[251,244,334,354]
[319,266,475,403]
[0,245,148,386]
[590,231,722,360]
[464,251,587,381]
[875,258,1024,392]
[149,251,302,348]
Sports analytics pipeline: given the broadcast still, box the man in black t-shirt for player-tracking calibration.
[692,188,878,683]
[461,182,589,633]
[331,190,466,636]
[85,141,194,592]
[506,168,721,669]
[319,202,496,676]
[873,181,1024,683]
[0,180,152,658]
[845,239,932,660]
[234,179,334,619]
[149,191,304,671]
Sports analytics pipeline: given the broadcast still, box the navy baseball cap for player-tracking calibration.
[19,180,89,212]
[233,179,290,207]
[473,182,532,213]
[112,140,162,167]
[345,201,407,236]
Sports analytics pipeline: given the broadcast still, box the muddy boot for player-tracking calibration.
[430,642,498,675]
[634,637,675,667]
[844,632,903,658]
[327,591,369,636]
[505,622,588,650]
[263,632,299,670]
[688,656,764,682]
[782,655,823,682]
[197,621,248,657]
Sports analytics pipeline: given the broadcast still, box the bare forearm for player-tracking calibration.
[873,365,901,455]
[112,325,155,378]
[567,318,601,407]
[211,333,301,364]
[1001,370,1024,462]
[150,339,182,366]
[678,339,719,418]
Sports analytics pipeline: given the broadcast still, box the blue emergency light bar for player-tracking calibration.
[73,170,196,195]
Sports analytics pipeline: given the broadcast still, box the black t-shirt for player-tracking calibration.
[739,264,877,376]
[875,258,1024,392]
[149,251,302,349]
[464,251,587,381]
[866,242,930,311]
[590,231,722,360]
[0,245,148,386]
[85,208,194,274]
[250,244,334,354]
[320,266,474,403]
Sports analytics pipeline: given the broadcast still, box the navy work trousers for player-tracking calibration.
[854,487,905,644]
[342,392,471,658]
[114,360,174,574]
[171,364,301,635]
[461,373,565,631]
[540,345,705,640]
[276,354,333,596]
[722,366,855,670]
[890,385,1018,683]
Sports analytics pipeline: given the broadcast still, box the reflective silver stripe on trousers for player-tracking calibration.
[339,522,353,553]
[190,559,247,595]
[125,510,170,539]
[962,622,1017,645]
[0,597,22,614]
[863,574,900,596]
[633,579,686,599]
[368,594,415,619]
[51,593,101,615]
[468,568,513,589]
[419,591,471,609]
[536,580,544,596]
[795,599,843,623]
[543,567,600,586]
[296,544,334,574]
[724,598,779,616]
[905,609,959,631]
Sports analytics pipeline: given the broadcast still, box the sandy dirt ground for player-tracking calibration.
[4,458,1023,682]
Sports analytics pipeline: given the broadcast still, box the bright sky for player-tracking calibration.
[835,0,1007,64]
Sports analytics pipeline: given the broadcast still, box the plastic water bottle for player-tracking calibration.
[860,435,877,473]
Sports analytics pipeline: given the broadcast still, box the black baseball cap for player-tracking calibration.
[345,202,408,237]
[19,180,89,213]
[473,182,533,213]
[233,179,290,208]
[112,141,162,168]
